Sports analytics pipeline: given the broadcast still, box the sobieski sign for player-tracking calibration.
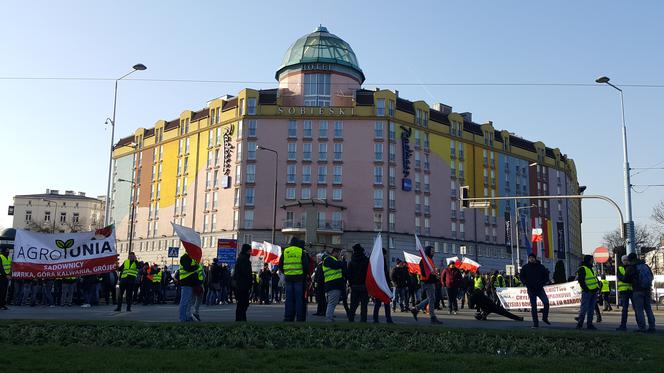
[12,226,117,279]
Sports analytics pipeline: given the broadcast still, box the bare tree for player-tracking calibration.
[24,220,56,233]
[652,200,664,231]
[602,223,658,254]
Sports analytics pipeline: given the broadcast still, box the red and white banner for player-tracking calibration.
[403,251,422,275]
[531,228,543,243]
[172,223,202,262]
[366,234,393,303]
[12,226,117,279]
[458,257,481,273]
[262,241,281,265]
[496,281,583,310]
[251,241,266,257]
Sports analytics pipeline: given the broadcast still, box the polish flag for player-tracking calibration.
[403,251,422,275]
[262,241,282,265]
[366,234,393,304]
[416,235,435,278]
[446,256,461,266]
[459,257,481,273]
[251,241,266,257]
[531,228,543,243]
[171,223,202,262]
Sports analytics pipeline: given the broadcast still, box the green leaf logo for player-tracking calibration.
[55,239,75,250]
[64,239,74,249]
[55,240,65,249]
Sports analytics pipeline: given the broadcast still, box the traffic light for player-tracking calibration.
[460,186,469,208]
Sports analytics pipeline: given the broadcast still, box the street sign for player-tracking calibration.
[217,239,237,266]
[469,201,491,209]
[593,246,610,264]
[505,264,515,276]
[167,247,179,258]
[7,206,14,216]
[460,245,467,255]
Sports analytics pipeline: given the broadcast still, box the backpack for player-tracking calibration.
[636,263,654,289]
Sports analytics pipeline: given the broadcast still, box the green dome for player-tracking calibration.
[276,26,365,83]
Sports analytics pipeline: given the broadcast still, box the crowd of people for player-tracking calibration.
[0,244,658,333]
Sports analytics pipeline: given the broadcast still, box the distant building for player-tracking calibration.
[12,189,104,233]
[645,245,664,275]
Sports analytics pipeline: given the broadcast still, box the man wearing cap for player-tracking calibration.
[519,253,551,328]
[615,254,634,331]
[279,237,310,322]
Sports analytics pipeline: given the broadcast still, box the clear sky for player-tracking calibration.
[1,0,662,253]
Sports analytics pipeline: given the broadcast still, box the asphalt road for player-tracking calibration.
[1,302,663,332]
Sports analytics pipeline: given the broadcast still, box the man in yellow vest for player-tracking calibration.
[0,247,11,310]
[279,237,309,322]
[114,252,138,312]
[575,255,600,330]
[615,255,633,331]
[152,264,163,304]
[600,274,613,311]
[178,251,201,322]
[322,247,345,322]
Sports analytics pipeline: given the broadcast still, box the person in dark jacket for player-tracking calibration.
[441,262,463,315]
[411,246,442,324]
[391,260,410,312]
[233,244,253,321]
[575,255,599,330]
[347,243,369,322]
[621,252,656,332]
[312,255,327,316]
[519,253,551,328]
[373,248,394,323]
[270,268,281,303]
[471,289,524,321]
[259,263,272,304]
[279,237,310,322]
[115,252,139,312]
[323,247,346,322]
[178,252,201,322]
[206,259,222,306]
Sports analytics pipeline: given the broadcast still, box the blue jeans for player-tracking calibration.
[206,288,220,305]
[633,290,656,330]
[179,286,194,322]
[619,291,633,328]
[527,288,549,326]
[577,291,597,327]
[415,283,438,320]
[284,281,305,321]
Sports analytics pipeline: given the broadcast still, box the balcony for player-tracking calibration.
[317,220,344,234]
[282,219,306,233]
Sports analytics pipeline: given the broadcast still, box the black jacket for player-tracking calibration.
[233,252,253,291]
[622,260,652,292]
[391,266,409,288]
[519,262,549,292]
[347,251,369,290]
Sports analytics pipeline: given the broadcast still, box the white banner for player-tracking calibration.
[495,281,583,310]
[12,226,117,279]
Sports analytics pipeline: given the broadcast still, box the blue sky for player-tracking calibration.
[1,0,662,252]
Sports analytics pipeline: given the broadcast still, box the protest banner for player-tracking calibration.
[12,226,117,279]
[495,281,583,310]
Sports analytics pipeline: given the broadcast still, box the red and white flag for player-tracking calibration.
[366,234,393,304]
[262,241,282,265]
[459,257,481,273]
[416,235,435,278]
[446,256,461,266]
[531,228,543,243]
[251,241,266,257]
[171,223,202,262]
[403,251,422,275]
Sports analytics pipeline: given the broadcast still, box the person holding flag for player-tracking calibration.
[410,239,442,325]
[171,223,203,322]
[369,247,394,324]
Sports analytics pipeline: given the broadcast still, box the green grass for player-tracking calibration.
[0,321,660,372]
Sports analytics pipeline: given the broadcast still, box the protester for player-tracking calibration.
[519,253,551,328]
[270,267,281,303]
[391,260,409,312]
[615,255,634,331]
[347,243,369,322]
[411,246,442,324]
[279,237,309,322]
[115,252,138,312]
[440,261,463,315]
[622,252,656,333]
[206,259,222,306]
[259,263,272,304]
[600,274,612,311]
[372,248,394,324]
[322,247,345,322]
[178,251,201,322]
[312,254,327,316]
[233,244,253,321]
[471,288,523,321]
[575,255,599,330]
[0,247,10,310]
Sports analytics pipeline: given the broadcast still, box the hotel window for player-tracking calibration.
[204,193,210,210]
[59,212,66,223]
[389,167,396,186]
[246,164,256,183]
[247,98,256,115]
[424,133,430,149]
[388,190,395,209]
[389,122,395,141]
[389,213,395,231]
[374,166,383,184]
[237,120,243,140]
[287,165,296,183]
[235,165,242,185]
[303,120,313,138]
[233,211,239,230]
[234,188,240,207]
[319,143,327,161]
[374,121,384,139]
[303,143,312,161]
[203,215,209,232]
[389,100,395,117]
[389,144,396,162]
[424,174,430,192]
[414,152,421,168]
[286,187,296,200]
[248,120,257,137]
[216,127,222,145]
[244,210,254,229]
[233,143,242,162]
[288,143,297,160]
[424,218,430,234]
[415,217,421,234]
[239,99,245,115]
[302,165,311,184]
[373,212,382,231]
[376,98,385,116]
[373,189,383,208]
[329,143,341,161]
[25,210,32,222]
[177,159,182,176]
[183,157,189,174]
[334,121,343,138]
[208,130,214,147]
[333,166,342,184]
[317,188,327,200]
[301,187,311,200]
[215,149,221,166]
[332,211,342,225]
[247,142,257,160]
[319,120,328,139]
[183,178,188,194]
[414,130,421,147]
[303,73,331,106]
[318,166,327,183]
[245,188,255,206]
[415,174,421,192]
[212,192,218,209]
[288,120,297,138]
[415,195,421,213]
[332,188,342,201]
[374,143,383,161]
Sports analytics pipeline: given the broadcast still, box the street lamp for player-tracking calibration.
[104,63,147,227]
[514,204,537,270]
[257,145,278,244]
[42,198,59,233]
[595,76,635,255]
[118,178,137,253]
